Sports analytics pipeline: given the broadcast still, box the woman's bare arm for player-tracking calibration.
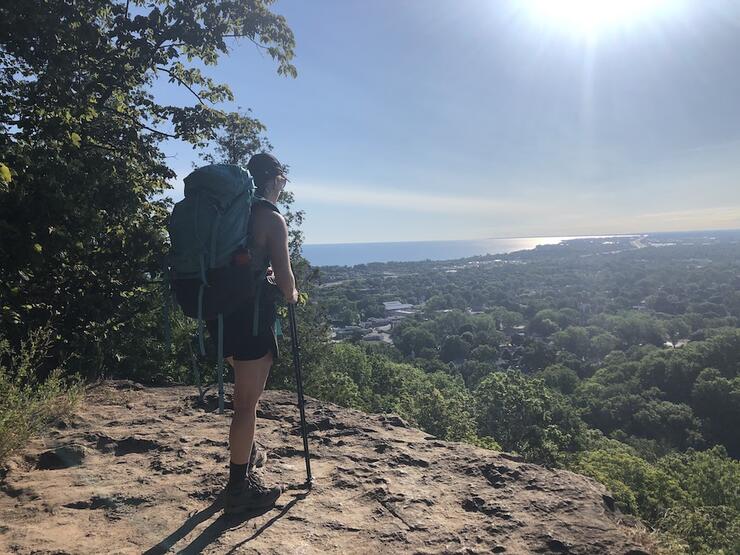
[266,211,298,303]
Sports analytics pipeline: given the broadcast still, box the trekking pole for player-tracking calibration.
[288,302,313,486]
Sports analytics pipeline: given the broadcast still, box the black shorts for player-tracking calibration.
[205,287,279,362]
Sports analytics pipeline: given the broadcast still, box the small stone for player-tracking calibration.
[547,538,570,552]
[37,444,87,470]
[382,415,409,428]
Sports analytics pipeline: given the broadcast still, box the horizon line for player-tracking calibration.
[302,227,740,247]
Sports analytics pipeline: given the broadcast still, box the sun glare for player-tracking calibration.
[524,0,674,37]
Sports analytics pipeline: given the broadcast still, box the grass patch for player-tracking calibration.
[0,328,83,464]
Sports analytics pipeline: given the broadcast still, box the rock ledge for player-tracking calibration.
[0,383,650,554]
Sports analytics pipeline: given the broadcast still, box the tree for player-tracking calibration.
[572,447,685,522]
[529,310,561,336]
[200,109,271,167]
[458,360,492,388]
[520,338,556,372]
[0,0,296,377]
[630,400,700,450]
[665,317,691,346]
[540,364,579,394]
[439,335,470,363]
[424,294,450,311]
[692,368,740,456]
[590,332,619,359]
[470,344,498,363]
[303,343,371,410]
[460,331,475,345]
[474,371,586,465]
[487,306,524,329]
[396,326,436,357]
[553,326,591,359]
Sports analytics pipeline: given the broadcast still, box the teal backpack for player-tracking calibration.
[165,164,270,411]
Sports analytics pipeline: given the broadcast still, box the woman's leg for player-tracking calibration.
[229,351,273,465]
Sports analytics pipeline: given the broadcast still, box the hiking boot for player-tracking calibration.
[223,473,281,515]
[248,442,267,471]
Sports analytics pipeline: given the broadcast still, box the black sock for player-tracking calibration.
[228,461,248,488]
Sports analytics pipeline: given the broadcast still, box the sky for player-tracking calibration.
[159,0,740,244]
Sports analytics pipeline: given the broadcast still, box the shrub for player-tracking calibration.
[0,328,83,463]
[571,447,685,521]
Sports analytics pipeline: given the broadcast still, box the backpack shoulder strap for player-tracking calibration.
[246,198,282,337]
[246,197,281,239]
[252,196,281,214]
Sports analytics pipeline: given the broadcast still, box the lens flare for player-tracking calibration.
[524,0,674,36]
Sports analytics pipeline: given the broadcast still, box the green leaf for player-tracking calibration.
[33,243,43,253]
[70,132,81,147]
[0,163,11,184]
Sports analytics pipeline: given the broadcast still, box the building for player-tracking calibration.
[383,300,414,313]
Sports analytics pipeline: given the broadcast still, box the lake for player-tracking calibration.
[302,236,593,267]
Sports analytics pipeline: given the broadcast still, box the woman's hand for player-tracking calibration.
[286,288,299,304]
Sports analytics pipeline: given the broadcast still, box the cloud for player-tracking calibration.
[291,181,550,216]
[547,205,740,235]
[632,206,740,228]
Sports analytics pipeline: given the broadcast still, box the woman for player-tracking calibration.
[208,152,298,514]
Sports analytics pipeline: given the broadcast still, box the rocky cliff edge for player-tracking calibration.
[0,381,651,554]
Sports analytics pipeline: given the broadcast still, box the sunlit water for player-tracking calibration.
[303,236,603,267]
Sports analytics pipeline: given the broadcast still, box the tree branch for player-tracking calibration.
[100,106,178,139]
[155,65,208,106]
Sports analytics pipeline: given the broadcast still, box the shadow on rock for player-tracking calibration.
[142,490,309,555]
[142,500,224,555]
[220,491,310,555]
[188,391,233,413]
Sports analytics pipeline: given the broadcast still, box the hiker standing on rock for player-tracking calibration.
[207,153,298,514]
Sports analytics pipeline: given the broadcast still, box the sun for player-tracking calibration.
[523,0,673,37]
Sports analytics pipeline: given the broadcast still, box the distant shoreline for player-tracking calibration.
[302,229,740,267]
[302,235,606,267]
[303,228,739,248]
[303,233,639,248]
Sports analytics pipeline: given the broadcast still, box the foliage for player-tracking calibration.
[539,363,580,394]
[658,506,739,555]
[474,370,587,465]
[571,442,740,554]
[439,335,470,363]
[200,109,271,167]
[574,328,740,456]
[572,446,686,521]
[0,328,83,463]
[313,236,740,551]
[0,0,296,378]
[290,342,477,442]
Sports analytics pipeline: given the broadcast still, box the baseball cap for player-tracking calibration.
[246,153,289,183]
